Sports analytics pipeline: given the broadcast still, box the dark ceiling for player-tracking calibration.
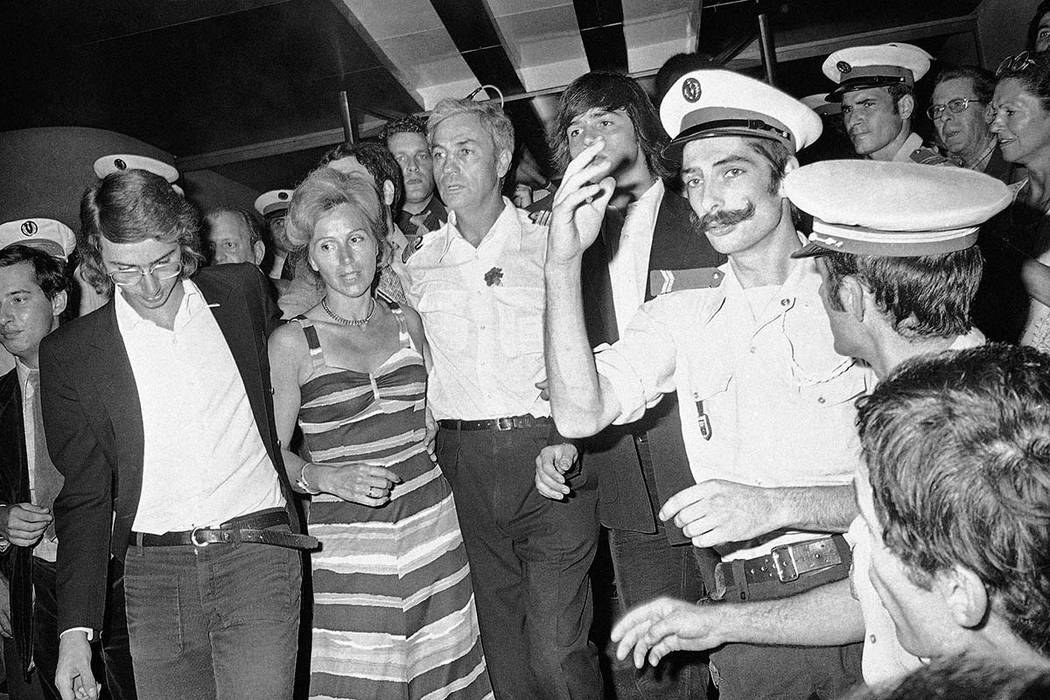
[3,0,986,193]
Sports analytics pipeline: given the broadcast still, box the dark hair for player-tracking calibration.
[996,52,1050,112]
[1028,1,1050,52]
[79,169,203,294]
[0,244,68,300]
[819,246,982,339]
[845,658,1050,700]
[380,115,428,144]
[318,141,404,217]
[935,65,997,105]
[745,138,793,193]
[857,343,1050,655]
[549,71,671,178]
[203,208,264,247]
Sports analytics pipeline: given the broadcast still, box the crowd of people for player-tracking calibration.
[3,9,1050,700]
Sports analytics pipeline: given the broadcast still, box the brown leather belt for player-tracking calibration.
[438,415,553,431]
[710,534,851,603]
[129,508,318,551]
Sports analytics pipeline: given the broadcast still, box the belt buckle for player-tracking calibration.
[190,527,210,547]
[771,544,798,582]
[495,417,514,431]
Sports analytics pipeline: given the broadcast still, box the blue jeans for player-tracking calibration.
[123,538,302,700]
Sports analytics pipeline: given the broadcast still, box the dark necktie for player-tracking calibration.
[27,370,63,540]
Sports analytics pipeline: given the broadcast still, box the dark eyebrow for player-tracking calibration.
[713,155,753,168]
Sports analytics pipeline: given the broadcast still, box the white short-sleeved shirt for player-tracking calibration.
[596,253,875,560]
[403,199,550,421]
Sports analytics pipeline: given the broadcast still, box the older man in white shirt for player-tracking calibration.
[402,98,602,700]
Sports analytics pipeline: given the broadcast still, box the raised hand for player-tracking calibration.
[546,139,616,266]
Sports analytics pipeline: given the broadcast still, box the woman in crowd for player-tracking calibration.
[268,167,492,699]
[991,52,1050,350]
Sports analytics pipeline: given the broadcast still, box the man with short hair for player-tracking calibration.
[824,43,950,165]
[44,169,314,700]
[381,115,447,244]
[609,159,1012,688]
[202,208,266,267]
[537,70,724,698]
[930,66,1015,182]
[856,343,1050,670]
[0,243,137,700]
[254,189,295,282]
[403,98,602,699]
[544,68,868,699]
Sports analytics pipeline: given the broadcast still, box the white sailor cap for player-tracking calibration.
[0,218,76,260]
[822,43,933,101]
[660,69,823,160]
[801,93,841,119]
[788,161,1012,258]
[93,154,184,196]
[254,190,293,218]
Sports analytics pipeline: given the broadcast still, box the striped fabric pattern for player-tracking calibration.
[296,306,493,700]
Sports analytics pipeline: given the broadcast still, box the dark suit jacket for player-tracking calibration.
[39,263,300,633]
[0,369,39,676]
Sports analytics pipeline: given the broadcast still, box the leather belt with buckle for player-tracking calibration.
[438,415,553,431]
[130,508,319,551]
[710,534,851,603]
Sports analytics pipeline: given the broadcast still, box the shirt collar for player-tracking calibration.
[437,197,522,262]
[14,356,35,394]
[114,278,207,331]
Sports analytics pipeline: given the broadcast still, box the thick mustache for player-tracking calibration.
[694,202,756,235]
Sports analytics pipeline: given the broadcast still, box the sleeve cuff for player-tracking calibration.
[60,627,95,642]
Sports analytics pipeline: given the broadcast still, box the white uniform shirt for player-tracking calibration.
[846,328,985,685]
[596,254,875,560]
[403,199,550,421]
[115,280,284,533]
[607,180,664,333]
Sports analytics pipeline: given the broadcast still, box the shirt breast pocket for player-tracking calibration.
[415,288,473,345]
[492,286,544,358]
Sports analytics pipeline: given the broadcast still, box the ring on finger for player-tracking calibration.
[368,486,380,498]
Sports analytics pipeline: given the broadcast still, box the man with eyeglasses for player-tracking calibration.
[930,66,1017,184]
[41,169,315,700]
[823,43,951,166]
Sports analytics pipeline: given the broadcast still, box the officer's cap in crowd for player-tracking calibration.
[660,69,823,161]
[822,43,932,101]
[801,93,842,119]
[0,219,77,260]
[93,154,184,196]
[254,190,293,219]
[789,161,1012,258]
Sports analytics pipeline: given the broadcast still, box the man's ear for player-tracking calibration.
[496,149,512,180]
[776,155,800,198]
[382,180,395,207]
[839,275,866,323]
[253,241,266,266]
[935,564,989,630]
[897,93,916,121]
[50,289,68,319]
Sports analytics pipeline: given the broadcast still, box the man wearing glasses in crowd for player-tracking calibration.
[929,66,1017,183]
[43,169,314,700]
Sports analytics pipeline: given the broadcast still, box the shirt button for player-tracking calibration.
[869,634,877,644]
[817,396,826,404]
[749,346,757,353]
[781,298,790,307]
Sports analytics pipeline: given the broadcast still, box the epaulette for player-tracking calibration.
[649,268,725,296]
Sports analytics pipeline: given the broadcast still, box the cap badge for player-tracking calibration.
[837,61,852,75]
[278,191,289,200]
[682,77,702,103]
[20,221,37,237]
[114,158,127,170]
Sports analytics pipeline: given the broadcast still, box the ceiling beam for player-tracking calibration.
[573,0,629,72]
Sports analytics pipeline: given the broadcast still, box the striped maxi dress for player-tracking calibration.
[295,305,493,700]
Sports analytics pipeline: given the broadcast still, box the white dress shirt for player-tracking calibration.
[606,180,664,333]
[403,198,550,421]
[15,359,58,562]
[115,280,284,533]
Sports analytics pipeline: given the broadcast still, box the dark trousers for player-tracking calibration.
[607,436,709,699]
[123,538,302,700]
[709,641,864,700]
[3,558,137,700]
[437,425,602,700]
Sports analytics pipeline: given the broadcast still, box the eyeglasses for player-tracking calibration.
[926,98,984,120]
[107,260,183,286]
[996,50,1038,78]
